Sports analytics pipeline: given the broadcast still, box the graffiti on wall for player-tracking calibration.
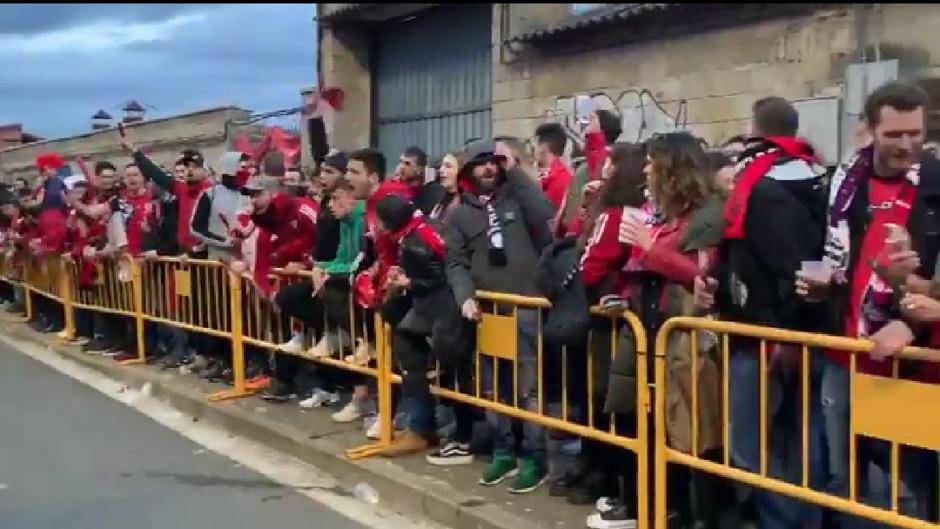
[541,89,689,155]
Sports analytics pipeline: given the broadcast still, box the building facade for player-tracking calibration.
[0,107,251,181]
[318,3,940,167]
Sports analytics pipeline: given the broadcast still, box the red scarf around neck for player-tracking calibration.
[391,212,445,260]
[723,136,818,239]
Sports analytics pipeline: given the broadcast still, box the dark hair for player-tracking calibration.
[707,150,733,172]
[262,151,285,178]
[600,143,647,209]
[14,177,29,187]
[402,146,427,168]
[535,122,567,157]
[94,161,116,176]
[864,81,929,127]
[375,194,415,233]
[349,148,387,182]
[752,96,799,137]
[721,135,747,147]
[578,142,647,251]
[596,109,623,145]
[645,132,715,219]
[124,162,140,170]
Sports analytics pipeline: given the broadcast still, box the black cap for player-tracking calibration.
[323,151,348,173]
[179,150,205,168]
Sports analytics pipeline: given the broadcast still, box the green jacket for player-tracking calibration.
[317,200,365,275]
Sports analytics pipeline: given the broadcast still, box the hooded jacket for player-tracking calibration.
[133,150,210,254]
[715,137,829,331]
[444,166,555,305]
[190,152,251,260]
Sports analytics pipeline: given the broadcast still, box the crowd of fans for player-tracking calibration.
[1,79,938,529]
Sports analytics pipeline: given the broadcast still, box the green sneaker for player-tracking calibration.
[479,450,518,486]
[508,457,547,494]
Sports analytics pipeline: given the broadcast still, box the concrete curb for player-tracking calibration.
[6,324,535,529]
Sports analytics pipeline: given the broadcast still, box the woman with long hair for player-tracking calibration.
[429,150,467,222]
[583,132,728,529]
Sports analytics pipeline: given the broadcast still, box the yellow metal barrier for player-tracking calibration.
[653,317,940,529]
[407,290,651,526]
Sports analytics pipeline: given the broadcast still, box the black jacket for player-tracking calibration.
[391,225,461,336]
[141,194,180,257]
[828,154,940,337]
[716,160,829,331]
[414,180,446,216]
[314,192,340,263]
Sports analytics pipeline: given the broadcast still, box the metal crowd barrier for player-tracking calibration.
[10,253,940,528]
[407,291,651,525]
[653,317,940,529]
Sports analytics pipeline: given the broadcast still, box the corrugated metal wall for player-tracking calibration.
[373,5,492,167]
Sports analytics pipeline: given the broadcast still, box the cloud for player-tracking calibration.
[0,13,205,54]
[0,4,315,139]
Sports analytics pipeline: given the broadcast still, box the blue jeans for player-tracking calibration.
[730,342,822,529]
[481,309,545,458]
[814,358,936,528]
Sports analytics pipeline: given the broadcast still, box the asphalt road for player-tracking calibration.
[0,341,372,529]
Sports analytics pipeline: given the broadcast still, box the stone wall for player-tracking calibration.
[493,4,940,151]
[492,6,859,146]
[0,107,250,181]
[317,4,940,163]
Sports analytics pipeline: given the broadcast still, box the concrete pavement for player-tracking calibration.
[0,336,424,529]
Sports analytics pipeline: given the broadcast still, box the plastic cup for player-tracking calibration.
[799,261,832,283]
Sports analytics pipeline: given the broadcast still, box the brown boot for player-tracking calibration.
[379,430,428,458]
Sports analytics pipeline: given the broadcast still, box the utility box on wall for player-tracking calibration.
[793,96,841,166]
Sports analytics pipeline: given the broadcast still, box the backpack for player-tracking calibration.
[536,237,590,349]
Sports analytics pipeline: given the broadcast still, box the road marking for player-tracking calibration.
[0,334,442,529]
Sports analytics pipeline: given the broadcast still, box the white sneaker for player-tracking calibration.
[299,389,340,409]
[56,330,69,340]
[306,333,335,359]
[331,401,363,423]
[278,334,304,355]
[365,415,381,440]
[345,337,374,366]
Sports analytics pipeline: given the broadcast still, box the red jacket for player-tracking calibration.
[249,193,318,297]
[34,209,68,255]
[66,204,107,286]
[122,189,156,256]
[173,180,211,252]
[580,205,709,301]
[540,157,573,211]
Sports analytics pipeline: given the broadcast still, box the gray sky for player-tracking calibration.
[0,4,316,139]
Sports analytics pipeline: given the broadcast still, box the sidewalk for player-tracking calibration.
[5,322,594,529]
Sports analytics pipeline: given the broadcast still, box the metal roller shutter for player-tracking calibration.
[373,5,492,166]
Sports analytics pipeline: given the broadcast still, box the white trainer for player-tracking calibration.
[299,389,340,409]
[277,333,305,355]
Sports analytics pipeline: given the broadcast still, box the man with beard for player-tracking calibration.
[119,130,211,257]
[444,139,555,494]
